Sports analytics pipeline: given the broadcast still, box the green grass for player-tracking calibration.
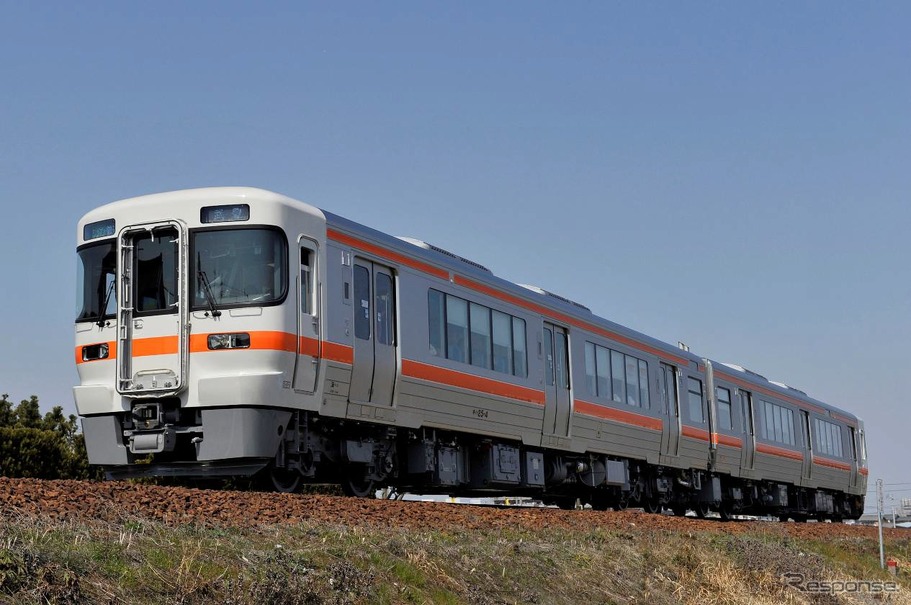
[2,513,911,605]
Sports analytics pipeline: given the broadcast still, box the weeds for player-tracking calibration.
[1,512,910,605]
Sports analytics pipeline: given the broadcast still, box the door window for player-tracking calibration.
[554,331,569,389]
[375,272,394,346]
[354,265,370,340]
[544,328,555,386]
[301,248,313,315]
[135,227,179,314]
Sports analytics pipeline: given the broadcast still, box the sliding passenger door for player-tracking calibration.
[543,323,571,437]
[658,363,680,458]
[739,389,755,471]
[800,410,813,482]
[349,260,397,405]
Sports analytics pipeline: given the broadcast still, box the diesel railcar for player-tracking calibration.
[75,187,867,520]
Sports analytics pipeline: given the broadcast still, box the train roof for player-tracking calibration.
[324,207,859,425]
[77,187,325,244]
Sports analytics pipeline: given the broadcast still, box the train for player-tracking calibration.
[75,187,867,520]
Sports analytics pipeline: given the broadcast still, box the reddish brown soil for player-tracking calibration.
[0,477,894,541]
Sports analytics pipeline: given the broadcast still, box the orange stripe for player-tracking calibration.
[756,442,804,461]
[859,467,869,476]
[300,336,319,357]
[682,425,710,442]
[323,341,354,364]
[328,229,450,281]
[454,275,692,367]
[574,399,663,431]
[714,433,743,448]
[402,359,545,405]
[813,456,852,472]
[132,335,179,357]
[74,341,117,365]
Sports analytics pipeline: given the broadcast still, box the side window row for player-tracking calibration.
[428,289,527,378]
[583,342,650,408]
[815,418,844,458]
[758,399,796,446]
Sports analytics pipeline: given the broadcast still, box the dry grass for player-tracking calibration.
[1,511,910,605]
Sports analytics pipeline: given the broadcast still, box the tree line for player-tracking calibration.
[0,394,100,479]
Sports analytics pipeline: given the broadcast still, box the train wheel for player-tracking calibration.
[694,502,710,519]
[341,467,376,498]
[268,467,302,494]
[671,504,687,517]
[718,502,734,522]
[643,497,662,514]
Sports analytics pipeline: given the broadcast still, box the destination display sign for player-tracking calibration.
[201,204,250,224]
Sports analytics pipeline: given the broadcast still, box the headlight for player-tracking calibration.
[207,333,251,350]
[82,343,110,361]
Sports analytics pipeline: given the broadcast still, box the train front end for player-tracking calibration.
[74,187,325,478]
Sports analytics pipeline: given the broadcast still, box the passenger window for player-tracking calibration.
[687,377,704,423]
[625,355,639,406]
[596,347,610,399]
[446,296,468,363]
[428,290,444,357]
[611,350,625,404]
[469,303,491,369]
[584,342,597,396]
[716,387,732,430]
[638,360,650,409]
[491,310,512,374]
[512,317,527,378]
[353,265,370,340]
[774,406,784,443]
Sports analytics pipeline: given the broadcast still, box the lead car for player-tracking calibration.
[75,187,867,520]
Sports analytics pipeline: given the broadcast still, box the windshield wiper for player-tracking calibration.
[197,269,222,317]
[96,279,115,328]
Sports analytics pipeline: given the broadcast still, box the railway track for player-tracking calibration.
[0,477,886,542]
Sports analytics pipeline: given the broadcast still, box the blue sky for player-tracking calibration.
[1,2,908,509]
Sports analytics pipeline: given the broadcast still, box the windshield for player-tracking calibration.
[76,241,117,322]
[192,228,287,309]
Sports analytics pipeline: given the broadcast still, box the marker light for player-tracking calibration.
[207,333,251,350]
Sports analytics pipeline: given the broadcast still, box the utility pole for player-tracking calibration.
[877,478,885,569]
